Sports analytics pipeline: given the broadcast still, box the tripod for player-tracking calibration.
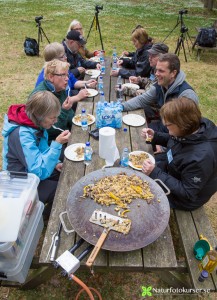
[163,11,192,62]
[36,19,50,55]
[86,5,104,50]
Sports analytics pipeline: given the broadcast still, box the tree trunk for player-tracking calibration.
[204,0,214,10]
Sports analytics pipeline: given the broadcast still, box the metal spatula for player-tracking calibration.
[86,210,131,267]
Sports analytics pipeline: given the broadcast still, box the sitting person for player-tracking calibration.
[2,91,71,217]
[128,43,169,96]
[31,59,90,143]
[141,97,217,211]
[62,30,101,79]
[67,19,94,59]
[111,27,152,79]
[35,42,97,97]
[122,53,199,132]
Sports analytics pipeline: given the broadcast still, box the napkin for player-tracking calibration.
[99,127,120,167]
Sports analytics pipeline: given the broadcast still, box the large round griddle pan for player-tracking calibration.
[66,167,170,252]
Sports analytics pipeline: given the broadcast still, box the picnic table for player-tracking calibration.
[2,57,216,292]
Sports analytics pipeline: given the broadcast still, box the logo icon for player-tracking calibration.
[141,286,152,297]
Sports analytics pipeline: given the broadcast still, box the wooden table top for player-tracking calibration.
[40,57,177,272]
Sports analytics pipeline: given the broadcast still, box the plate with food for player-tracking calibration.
[64,143,85,161]
[72,114,95,126]
[122,83,140,89]
[89,56,101,63]
[86,88,98,98]
[85,69,101,78]
[129,151,155,170]
[122,114,146,127]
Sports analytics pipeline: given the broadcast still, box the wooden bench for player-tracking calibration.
[193,45,217,60]
[174,206,217,291]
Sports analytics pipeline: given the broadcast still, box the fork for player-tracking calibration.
[52,125,64,132]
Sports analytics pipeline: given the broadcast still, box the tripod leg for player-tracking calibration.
[40,27,50,44]
[175,37,182,56]
[86,16,95,40]
[181,38,187,62]
[95,14,104,50]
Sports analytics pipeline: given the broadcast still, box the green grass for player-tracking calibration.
[0,1,217,299]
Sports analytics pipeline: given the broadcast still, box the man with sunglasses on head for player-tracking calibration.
[128,43,169,96]
[62,30,101,79]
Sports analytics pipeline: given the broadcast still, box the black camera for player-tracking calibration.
[179,9,188,15]
[95,5,103,12]
[35,16,43,23]
[181,25,188,33]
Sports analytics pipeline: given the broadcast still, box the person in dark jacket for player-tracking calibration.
[62,30,101,79]
[141,97,217,211]
[111,27,152,79]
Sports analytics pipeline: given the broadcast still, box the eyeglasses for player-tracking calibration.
[53,73,69,79]
[74,27,82,31]
[58,54,67,59]
[164,122,173,127]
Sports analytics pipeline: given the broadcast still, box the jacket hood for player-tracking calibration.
[172,118,217,145]
[7,104,37,128]
[168,70,186,93]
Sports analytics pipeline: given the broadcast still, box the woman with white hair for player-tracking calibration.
[67,19,95,58]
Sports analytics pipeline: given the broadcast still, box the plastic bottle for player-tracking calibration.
[84,142,93,166]
[81,108,88,131]
[112,46,117,61]
[116,75,123,102]
[98,76,104,93]
[100,57,105,75]
[99,91,105,103]
[198,270,209,282]
[120,148,129,167]
[112,57,117,70]
[199,249,217,273]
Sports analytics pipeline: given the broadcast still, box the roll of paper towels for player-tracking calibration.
[99,127,120,166]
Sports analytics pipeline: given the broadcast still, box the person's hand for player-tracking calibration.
[96,63,101,70]
[77,67,85,74]
[62,97,72,110]
[129,76,139,84]
[141,128,154,142]
[110,69,119,77]
[117,59,123,66]
[55,130,71,144]
[122,51,129,56]
[55,162,63,172]
[142,159,155,176]
[76,88,89,101]
[86,79,97,88]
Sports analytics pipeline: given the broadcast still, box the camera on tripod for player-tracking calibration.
[35,16,43,24]
[95,5,103,13]
[179,9,188,15]
[181,25,188,33]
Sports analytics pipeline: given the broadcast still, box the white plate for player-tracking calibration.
[85,69,101,78]
[122,114,146,127]
[86,88,98,98]
[72,114,95,126]
[122,83,140,89]
[89,57,100,63]
[64,143,85,161]
[129,151,155,170]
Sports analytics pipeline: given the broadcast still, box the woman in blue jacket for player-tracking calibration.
[2,91,71,217]
[141,97,217,210]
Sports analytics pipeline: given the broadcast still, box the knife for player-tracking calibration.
[50,221,62,261]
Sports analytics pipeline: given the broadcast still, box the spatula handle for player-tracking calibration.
[86,229,109,267]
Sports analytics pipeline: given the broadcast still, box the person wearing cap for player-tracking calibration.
[111,27,152,79]
[122,53,199,132]
[62,30,101,80]
[128,43,169,96]
[67,19,95,59]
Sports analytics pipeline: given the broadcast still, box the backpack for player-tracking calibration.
[196,28,216,47]
[24,37,39,56]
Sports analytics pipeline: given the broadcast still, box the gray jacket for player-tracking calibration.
[122,70,199,111]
